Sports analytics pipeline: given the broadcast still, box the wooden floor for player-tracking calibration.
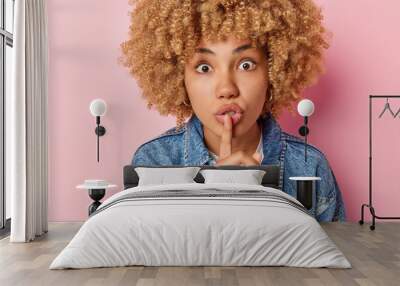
[0,222,399,286]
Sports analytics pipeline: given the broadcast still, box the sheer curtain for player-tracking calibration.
[8,0,48,242]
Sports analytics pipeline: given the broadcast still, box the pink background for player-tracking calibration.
[47,0,400,222]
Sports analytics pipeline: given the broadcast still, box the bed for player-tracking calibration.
[49,165,351,269]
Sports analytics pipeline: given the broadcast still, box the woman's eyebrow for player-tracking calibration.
[195,44,255,55]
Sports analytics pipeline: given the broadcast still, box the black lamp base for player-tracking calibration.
[298,125,309,136]
[95,126,106,136]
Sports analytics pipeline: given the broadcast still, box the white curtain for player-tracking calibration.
[8,0,48,242]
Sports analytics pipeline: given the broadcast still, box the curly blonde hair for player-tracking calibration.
[120,0,330,129]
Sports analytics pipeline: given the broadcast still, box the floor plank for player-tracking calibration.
[0,222,399,286]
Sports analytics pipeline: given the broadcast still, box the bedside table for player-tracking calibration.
[289,176,320,210]
[76,182,117,216]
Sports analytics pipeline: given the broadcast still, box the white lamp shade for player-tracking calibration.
[297,99,315,117]
[89,99,107,116]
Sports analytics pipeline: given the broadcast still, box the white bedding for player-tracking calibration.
[49,183,351,269]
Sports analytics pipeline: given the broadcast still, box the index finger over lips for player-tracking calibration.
[219,114,232,159]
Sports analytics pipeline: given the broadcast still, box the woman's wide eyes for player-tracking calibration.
[196,64,212,73]
[195,60,256,73]
[238,60,256,71]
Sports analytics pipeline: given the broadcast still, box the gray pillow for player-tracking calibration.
[135,167,201,186]
[200,169,266,185]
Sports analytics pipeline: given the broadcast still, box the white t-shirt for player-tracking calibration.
[209,134,264,165]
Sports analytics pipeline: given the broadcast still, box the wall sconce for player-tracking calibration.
[297,99,315,162]
[290,98,319,210]
[89,99,107,162]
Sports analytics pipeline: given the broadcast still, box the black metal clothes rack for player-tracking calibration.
[359,95,400,230]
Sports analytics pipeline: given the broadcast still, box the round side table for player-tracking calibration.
[76,183,117,216]
[289,177,321,210]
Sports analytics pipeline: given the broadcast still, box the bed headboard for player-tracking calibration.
[123,165,281,190]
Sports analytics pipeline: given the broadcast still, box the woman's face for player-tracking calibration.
[184,36,269,138]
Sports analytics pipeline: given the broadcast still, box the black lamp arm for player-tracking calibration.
[298,116,309,163]
[94,116,106,162]
[304,116,308,162]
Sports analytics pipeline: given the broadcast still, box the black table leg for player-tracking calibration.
[88,188,106,216]
[296,180,314,210]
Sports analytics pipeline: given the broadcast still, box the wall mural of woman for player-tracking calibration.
[119,0,345,222]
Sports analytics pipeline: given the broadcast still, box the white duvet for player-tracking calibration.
[49,183,351,269]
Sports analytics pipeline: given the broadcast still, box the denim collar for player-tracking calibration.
[183,113,283,165]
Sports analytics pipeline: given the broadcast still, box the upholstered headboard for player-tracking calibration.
[123,165,281,190]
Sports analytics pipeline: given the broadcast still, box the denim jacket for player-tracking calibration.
[132,113,346,222]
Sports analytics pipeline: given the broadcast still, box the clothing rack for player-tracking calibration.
[359,95,400,230]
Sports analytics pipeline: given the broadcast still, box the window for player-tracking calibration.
[0,0,14,235]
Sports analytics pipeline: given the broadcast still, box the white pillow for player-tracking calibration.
[135,167,201,186]
[200,169,266,185]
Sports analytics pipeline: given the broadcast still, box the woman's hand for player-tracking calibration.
[216,114,262,166]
